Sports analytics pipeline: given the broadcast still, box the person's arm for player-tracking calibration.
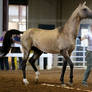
[78,34,88,41]
[81,36,87,41]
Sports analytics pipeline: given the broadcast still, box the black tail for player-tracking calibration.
[0,29,23,57]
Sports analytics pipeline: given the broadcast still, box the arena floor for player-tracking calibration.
[0,68,92,92]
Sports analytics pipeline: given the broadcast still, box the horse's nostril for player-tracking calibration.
[90,13,92,18]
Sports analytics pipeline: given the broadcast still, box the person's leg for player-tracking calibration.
[0,61,1,70]
[4,57,9,70]
[82,65,91,86]
[12,57,15,70]
[19,57,22,70]
[0,58,4,70]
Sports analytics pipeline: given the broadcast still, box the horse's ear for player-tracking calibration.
[82,1,86,6]
[79,3,82,7]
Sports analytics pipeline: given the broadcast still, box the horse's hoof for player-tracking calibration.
[35,71,40,84]
[35,78,39,84]
[67,82,73,86]
[23,79,29,85]
[61,83,66,87]
[35,71,40,76]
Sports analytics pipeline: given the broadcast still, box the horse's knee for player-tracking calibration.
[62,60,67,68]
[67,59,73,69]
[63,61,67,65]
[22,64,26,70]
[29,58,34,65]
[21,60,26,70]
[70,63,74,69]
[63,64,67,69]
[30,61,34,65]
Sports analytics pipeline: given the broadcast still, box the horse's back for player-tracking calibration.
[21,28,71,53]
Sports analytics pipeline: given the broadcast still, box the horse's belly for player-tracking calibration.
[38,47,60,54]
[32,31,61,53]
[40,47,60,54]
[33,38,60,54]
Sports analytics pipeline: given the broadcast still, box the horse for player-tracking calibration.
[0,29,23,57]
[20,2,92,86]
[0,2,92,86]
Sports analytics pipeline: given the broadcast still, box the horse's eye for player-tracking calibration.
[83,8,87,11]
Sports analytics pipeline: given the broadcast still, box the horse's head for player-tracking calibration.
[78,2,92,19]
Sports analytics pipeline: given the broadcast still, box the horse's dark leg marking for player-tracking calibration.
[21,59,27,78]
[29,49,42,72]
[60,49,74,84]
[21,46,30,80]
[60,59,67,84]
[68,58,74,83]
[29,56,37,72]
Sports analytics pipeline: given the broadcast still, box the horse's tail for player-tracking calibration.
[0,29,23,57]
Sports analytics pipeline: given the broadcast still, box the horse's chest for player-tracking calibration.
[58,38,75,50]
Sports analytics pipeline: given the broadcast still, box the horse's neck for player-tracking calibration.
[70,15,81,39]
[64,13,81,39]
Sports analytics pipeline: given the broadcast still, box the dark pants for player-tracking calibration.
[4,57,9,70]
[18,57,22,70]
[11,47,22,70]
[0,58,4,70]
[82,65,92,82]
[82,51,92,83]
[12,57,15,70]
[0,57,9,70]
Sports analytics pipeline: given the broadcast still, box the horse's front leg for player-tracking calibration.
[68,57,74,85]
[60,59,67,85]
[65,55,74,85]
[60,50,74,86]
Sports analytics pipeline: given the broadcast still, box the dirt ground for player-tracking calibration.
[0,68,92,92]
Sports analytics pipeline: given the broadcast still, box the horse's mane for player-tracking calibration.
[0,29,23,57]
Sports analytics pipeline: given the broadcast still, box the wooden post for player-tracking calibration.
[0,0,3,36]
[3,0,8,32]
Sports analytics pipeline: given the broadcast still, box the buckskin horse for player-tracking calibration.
[21,2,92,86]
[0,2,92,86]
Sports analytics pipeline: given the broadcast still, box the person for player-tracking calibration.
[0,29,23,70]
[0,31,9,70]
[11,34,22,70]
[80,25,92,87]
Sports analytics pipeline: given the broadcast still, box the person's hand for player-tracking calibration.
[78,36,81,40]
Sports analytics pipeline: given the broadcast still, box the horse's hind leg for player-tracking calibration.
[29,48,42,82]
[21,47,30,85]
[21,41,32,85]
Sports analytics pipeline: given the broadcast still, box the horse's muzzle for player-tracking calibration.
[88,12,92,18]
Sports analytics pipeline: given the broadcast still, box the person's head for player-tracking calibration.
[2,31,6,36]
